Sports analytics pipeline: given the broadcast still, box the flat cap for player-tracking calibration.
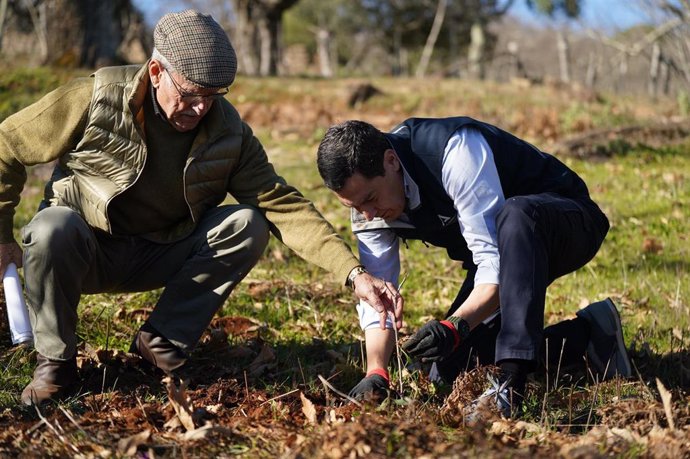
[154,10,237,88]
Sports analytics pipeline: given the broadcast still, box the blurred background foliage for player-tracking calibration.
[1,0,690,99]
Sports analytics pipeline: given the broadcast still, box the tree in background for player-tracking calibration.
[284,0,515,78]
[457,0,515,79]
[285,0,398,76]
[360,0,444,75]
[583,0,690,97]
[232,0,299,76]
[525,0,581,83]
[0,0,147,67]
[156,0,297,77]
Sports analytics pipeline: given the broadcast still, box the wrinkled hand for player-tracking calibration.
[352,273,403,329]
[348,373,389,401]
[402,319,460,362]
[0,242,23,277]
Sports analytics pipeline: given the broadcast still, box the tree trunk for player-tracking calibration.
[648,41,661,97]
[233,0,297,77]
[467,21,486,80]
[585,52,597,88]
[615,54,629,93]
[257,12,273,76]
[660,56,671,95]
[232,0,259,76]
[392,25,403,76]
[315,28,333,78]
[0,0,145,67]
[557,29,571,83]
[0,0,8,51]
[265,11,283,76]
[24,0,48,63]
[416,0,447,78]
[80,0,120,67]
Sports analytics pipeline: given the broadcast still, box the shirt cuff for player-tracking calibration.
[474,260,500,285]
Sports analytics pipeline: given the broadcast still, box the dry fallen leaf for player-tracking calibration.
[249,344,276,375]
[642,237,663,254]
[183,425,237,441]
[117,429,151,456]
[165,377,196,432]
[656,378,675,430]
[300,392,318,425]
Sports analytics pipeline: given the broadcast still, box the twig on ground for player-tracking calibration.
[656,377,676,430]
[135,395,159,432]
[25,418,47,436]
[260,388,301,406]
[284,284,294,318]
[34,405,80,454]
[385,273,408,395]
[58,406,92,440]
[101,366,107,395]
[317,374,362,407]
[585,378,600,430]
[555,337,566,390]
[297,357,307,387]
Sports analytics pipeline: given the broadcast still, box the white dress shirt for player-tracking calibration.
[356,127,505,330]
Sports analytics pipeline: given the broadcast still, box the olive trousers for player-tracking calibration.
[22,205,270,361]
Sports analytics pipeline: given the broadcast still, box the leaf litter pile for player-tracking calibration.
[1,284,689,458]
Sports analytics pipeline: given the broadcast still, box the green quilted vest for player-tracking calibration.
[43,64,245,242]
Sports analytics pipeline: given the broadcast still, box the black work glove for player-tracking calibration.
[348,373,389,401]
[402,319,460,362]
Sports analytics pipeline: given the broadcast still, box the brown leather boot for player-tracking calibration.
[129,322,188,373]
[21,354,78,406]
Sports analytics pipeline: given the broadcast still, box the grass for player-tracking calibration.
[0,67,688,456]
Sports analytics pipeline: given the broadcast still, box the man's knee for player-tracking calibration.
[22,207,91,252]
[208,206,270,259]
[496,197,539,239]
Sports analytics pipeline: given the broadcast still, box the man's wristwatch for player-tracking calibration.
[346,266,367,289]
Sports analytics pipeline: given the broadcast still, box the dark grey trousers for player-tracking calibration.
[22,205,270,360]
[437,192,609,380]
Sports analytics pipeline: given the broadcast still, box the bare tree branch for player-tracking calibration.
[585,17,683,57]
[416,0,447,78]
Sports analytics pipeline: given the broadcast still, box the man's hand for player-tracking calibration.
[0,242,23,277]
[348,370,389,401]
[352,272,403,329]
[402,319,461,362]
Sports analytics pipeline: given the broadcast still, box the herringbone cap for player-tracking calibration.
[154,10,237,88]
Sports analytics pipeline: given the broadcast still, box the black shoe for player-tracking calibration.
[576,298,632,380]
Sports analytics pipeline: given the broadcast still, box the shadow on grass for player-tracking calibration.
[630,347,690,390]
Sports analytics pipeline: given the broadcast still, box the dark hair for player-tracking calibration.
[316,120,390,191]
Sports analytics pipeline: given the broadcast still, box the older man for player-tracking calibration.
[0,11,401,406]
[316,118,631,417]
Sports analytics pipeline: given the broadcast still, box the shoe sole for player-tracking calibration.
[580,298,632,379]
[603,298,632,378]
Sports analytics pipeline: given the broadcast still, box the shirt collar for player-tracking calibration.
[397,153,421,210]
[150,84,168,122]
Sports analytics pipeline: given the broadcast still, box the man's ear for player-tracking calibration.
[149,59,163,88]
[383,149,400,172]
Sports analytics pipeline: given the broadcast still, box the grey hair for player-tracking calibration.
[151,48,175,72]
